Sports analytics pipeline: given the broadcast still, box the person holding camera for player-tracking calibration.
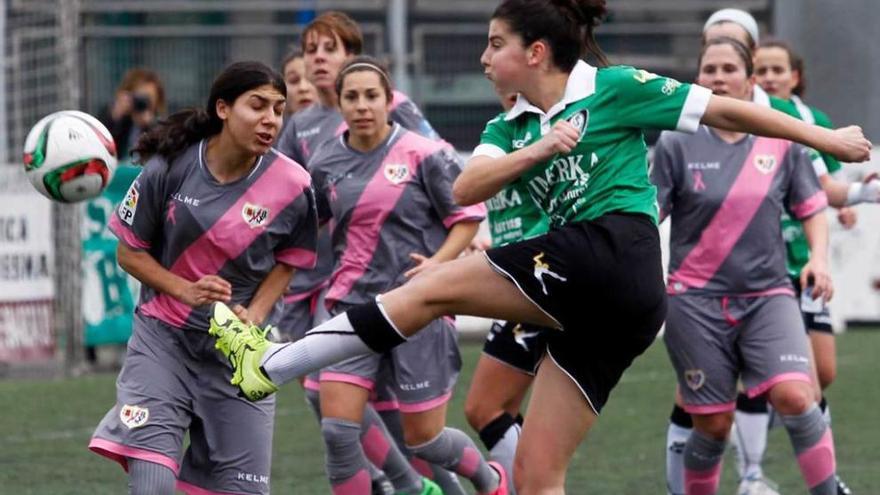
[99,68,166,160]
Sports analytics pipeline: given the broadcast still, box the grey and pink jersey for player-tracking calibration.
[651,126,827,296]
[276,90,440,298]
[310,124,485,307]
[109,140,319,331]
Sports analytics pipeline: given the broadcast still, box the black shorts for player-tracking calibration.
[791,277,833,334]
[484,213,667,414]
[482,320,549,375]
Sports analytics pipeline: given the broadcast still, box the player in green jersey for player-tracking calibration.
[207,1,871,491]
[463,88,550,494]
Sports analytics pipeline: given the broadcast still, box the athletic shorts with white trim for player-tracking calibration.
[484,213,666,413]
[482,320,548,375]
[664,293,813,414]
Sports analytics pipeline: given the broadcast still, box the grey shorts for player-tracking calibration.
[664,293,813,415]
[320,309,462,413]
[89,313,275,494]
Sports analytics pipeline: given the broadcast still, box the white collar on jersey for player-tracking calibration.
[752,84,770,107]
[505,60,597,122]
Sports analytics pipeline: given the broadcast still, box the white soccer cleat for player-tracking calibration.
[737,474,780,495]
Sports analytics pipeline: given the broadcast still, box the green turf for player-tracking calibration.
[1,331,878,494]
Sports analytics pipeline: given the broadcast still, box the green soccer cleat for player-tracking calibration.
[413,477,443,495]
[209,302,279,401]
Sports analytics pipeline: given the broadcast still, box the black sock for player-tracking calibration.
[736,392,769,413]
[348,301,406,353]
[478,412,518,451]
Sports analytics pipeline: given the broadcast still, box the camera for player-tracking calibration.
[132,93,151,113]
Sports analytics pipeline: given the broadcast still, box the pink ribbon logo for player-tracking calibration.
[692,171,706,192]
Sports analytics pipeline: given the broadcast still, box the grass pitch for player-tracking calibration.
[1,331,878,494]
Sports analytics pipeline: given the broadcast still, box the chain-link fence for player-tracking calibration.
[1,0,774,375]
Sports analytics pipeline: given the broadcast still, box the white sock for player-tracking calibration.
[666,422,691,495]
[488,423,520,495]
[260,312,374,386]
[733,410,769,479]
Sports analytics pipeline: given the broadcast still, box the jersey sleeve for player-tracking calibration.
[108,158,166,250]
[611,66,712,133]
[785,144,828,220]
[650,132,681,223]
[275,118,306,167]
[421,145,487,228]
[274,185,319,270]
[471,113,513,159]
[390,94,440,141]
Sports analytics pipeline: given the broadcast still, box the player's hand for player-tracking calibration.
[837,207,858,229]
[404,253,439,278]
[830,126,871,163]
[800,260,833,302]
[110,92,133,121]
[179,275,232,307]
[531,120,580,161]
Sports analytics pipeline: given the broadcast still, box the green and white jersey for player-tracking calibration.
[481,113,551,247]
[774,95,839,278]
[473,61,711,228]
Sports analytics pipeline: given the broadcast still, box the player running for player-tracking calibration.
[208,0,871,491]
[88,61,318,495]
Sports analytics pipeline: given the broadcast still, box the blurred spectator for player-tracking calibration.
[281,50,318,116]
[98,68,166,160]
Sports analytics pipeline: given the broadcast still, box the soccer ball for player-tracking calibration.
[23,110,118,202]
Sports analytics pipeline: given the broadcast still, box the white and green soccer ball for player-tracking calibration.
[23,110,118,202]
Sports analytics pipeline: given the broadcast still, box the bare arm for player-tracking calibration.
[405,221,480,278]
[242,263,296,326]
[117,243,231,306]
[454,120,581,206]
[818,174,849,208]
[701,95,871,163]
[800,211,832,301]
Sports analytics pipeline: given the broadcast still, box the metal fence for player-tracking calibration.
[1,0,774,374]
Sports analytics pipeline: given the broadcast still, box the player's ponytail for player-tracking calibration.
[133,108,220,163]
[493,0,608,72]
[133,61,285,164]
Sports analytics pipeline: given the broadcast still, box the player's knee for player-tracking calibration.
[403,421,442,447]
[320,417,362,454]
[463,396,494,430]
[692,412,733,440]
[768,382,814,415]
[513,450,562,493]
